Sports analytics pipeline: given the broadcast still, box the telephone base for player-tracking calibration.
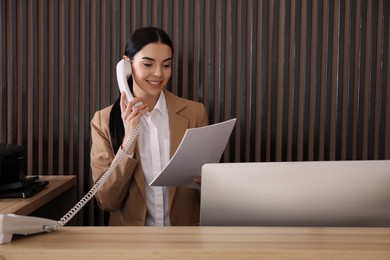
[0,233,12,244]
[0,214,57,244]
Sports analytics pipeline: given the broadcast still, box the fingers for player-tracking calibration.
[194,176,202,185]
[120,92,146,115]
[131,103,148,121]
[120,92,127,113]
[120,92,148,124]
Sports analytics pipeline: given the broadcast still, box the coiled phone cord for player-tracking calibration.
[43,125,141,232]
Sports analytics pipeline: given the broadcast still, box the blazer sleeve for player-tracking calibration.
[90,109,139,212]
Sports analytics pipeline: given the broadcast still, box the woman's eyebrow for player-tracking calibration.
[141,57,173,62]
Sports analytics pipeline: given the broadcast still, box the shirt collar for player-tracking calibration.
[151,91,168,117]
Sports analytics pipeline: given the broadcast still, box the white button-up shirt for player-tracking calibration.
[137,92,170,226]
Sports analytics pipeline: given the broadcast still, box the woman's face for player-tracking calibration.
[131,42,172,100]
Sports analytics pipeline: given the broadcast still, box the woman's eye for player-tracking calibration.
[163,63,171,68]
[143,63,153,67]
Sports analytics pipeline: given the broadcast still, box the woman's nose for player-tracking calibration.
[153,66,162,76]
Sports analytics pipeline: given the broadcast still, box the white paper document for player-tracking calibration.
[149,118,237,189]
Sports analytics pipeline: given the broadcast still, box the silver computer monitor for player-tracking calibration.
[200,160,390,227]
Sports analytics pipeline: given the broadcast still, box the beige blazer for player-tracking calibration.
[90,90,208,226]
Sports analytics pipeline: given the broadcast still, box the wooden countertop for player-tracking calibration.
[0,175,77,215]
[1,226,389,259]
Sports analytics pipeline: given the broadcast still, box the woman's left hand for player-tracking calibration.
[194,176,201,185]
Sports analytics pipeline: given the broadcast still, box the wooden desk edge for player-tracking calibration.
[1,226,390,260]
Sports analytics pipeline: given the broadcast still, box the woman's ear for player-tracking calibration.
[123,55,130,61]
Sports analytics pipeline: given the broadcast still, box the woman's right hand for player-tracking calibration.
[120,92,148,155]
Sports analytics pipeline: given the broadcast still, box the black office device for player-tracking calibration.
[0,143,27,185]
[0,144,48,198]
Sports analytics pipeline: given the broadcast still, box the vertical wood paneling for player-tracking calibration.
[298,0,307,162]
[26,0,34,174]
[386,0,390,159]
[341,0,351,161]
[1,0,389,226]
[256,0,264,162]
[0,0,5,139]
[374,0,383,160]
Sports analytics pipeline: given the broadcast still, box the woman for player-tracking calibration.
[90,27,208,226]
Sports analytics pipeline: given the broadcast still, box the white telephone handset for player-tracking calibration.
[116,59,143,109]
[0,59,141,244]
[116,59,134,104]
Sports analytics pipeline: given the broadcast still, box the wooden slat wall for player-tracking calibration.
[1,0,389,225]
